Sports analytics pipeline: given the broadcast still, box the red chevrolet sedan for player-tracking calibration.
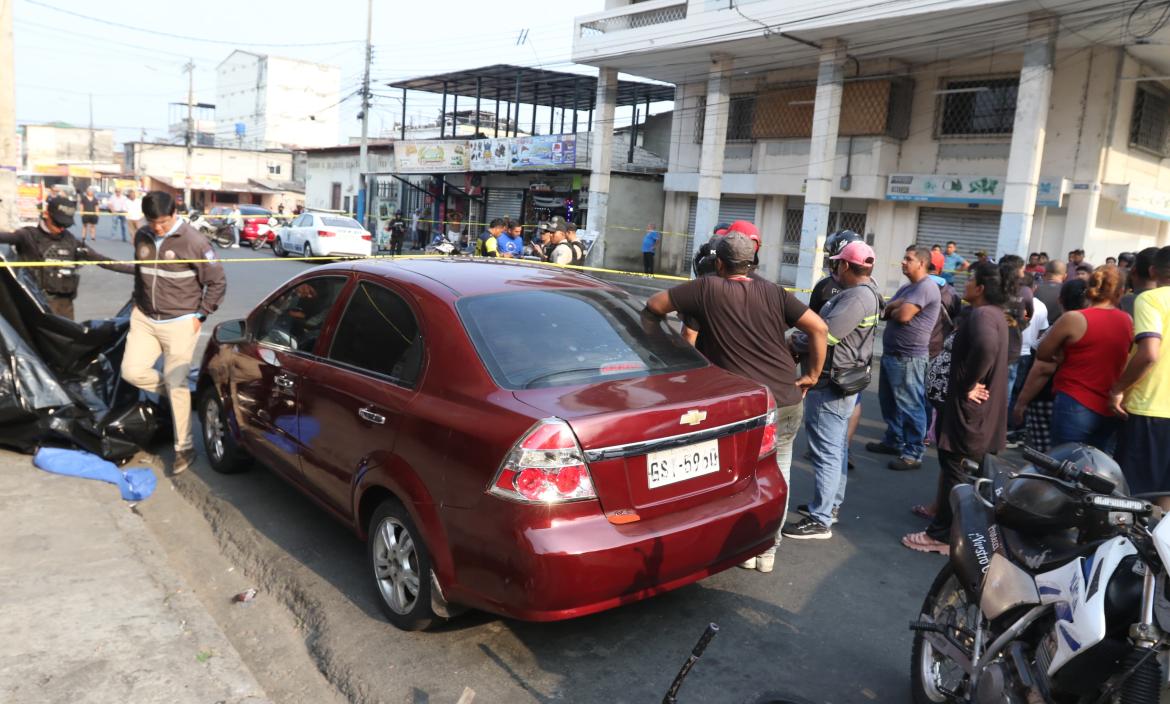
[196,258,786,630]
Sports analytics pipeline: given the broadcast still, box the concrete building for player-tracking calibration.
[124,142,302,211]
[216,51,342,150]
[572,0,1170,291]
[303,143,397,217]
[18,123,118,174]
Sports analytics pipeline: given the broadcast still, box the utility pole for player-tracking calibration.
[357,0,372,226]
[88,93,95,164]
[184,60,195,209]
[0,0,17,230]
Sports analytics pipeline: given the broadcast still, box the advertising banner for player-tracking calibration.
[470,134,577,171]
[885,173,1066,208]
[1123,185,1170,222]
[16,183,41,224]
[396,140,469,173]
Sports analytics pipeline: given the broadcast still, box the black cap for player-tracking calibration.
[46,197,77,228]
[540,215,569,233]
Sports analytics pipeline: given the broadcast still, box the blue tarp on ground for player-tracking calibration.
[33,447,157,501]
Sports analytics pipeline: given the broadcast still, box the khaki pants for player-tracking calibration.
[121,308,200,451]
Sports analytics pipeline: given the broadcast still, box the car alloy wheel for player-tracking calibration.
[303,242,313,259]
[373,516,420,614]
[367,500,439,630]
[198,390,249,474]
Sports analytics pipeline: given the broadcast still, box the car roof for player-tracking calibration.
[326,257,618,299]
[240,205,271,213]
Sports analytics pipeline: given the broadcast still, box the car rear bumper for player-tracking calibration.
[442,457,784,621]
[319,244,372,257]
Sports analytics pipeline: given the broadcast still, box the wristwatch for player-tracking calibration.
[195,312,207,322]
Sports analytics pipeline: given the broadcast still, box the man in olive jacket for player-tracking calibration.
[121,191,226,474]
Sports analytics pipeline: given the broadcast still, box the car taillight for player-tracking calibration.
[489,418,597,504]
[360,233,372,241]
[317,229,336,237]
[759,389,778,459]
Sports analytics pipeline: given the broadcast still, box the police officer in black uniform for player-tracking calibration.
[0,196,133,319]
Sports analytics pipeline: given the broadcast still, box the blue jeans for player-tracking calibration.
[114,215,127,242]
[1051,392,1120,454]
[804,387,858,527]
[765,401,804,553]
[878,354,929,461]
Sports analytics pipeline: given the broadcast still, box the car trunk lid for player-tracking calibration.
[511,367,771,521]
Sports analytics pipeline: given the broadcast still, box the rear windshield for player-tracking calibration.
[241,206,271,215]
[322,216,362,229]
[458,288,707,389]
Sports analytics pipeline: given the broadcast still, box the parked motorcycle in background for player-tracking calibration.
[187,210,235,249]
[249,217,278,251]
[910,444,1170,703]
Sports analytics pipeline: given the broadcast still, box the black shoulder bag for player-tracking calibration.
[828,287,882,396]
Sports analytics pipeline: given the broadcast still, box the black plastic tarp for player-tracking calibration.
[0,250,164,462]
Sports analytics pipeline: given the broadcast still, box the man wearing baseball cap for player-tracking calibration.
[645,231,828,573]
[784,241,883,540]
[0,196,132,319]
[542,216,575,266]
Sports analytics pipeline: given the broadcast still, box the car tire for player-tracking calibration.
[303,242,313,260]
[198,389,250,474]
[274,237,288,257]
[368,499,440,631]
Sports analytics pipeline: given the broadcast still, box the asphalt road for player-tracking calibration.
[61,224,949,704]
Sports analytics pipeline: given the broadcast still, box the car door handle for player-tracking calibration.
[358,407,385,425]
[274,374,295,389]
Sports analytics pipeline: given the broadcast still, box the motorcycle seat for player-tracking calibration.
[1001,527,1104,573]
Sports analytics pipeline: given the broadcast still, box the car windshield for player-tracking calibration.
[457,288,706,389]
[322,216,361,229]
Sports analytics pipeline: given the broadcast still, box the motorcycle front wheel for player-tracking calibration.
[912,564,983,703]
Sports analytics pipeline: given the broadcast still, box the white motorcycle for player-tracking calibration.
[911,444,1170,703]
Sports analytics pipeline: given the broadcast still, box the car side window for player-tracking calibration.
[253,276,347,353]
[328,282,423,386]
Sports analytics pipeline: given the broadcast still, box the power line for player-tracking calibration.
[22,0,364,47]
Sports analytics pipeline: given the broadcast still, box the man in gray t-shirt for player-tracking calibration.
[867,246,940,471]
[785,242,883,539]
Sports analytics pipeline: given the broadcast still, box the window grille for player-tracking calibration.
[936,77,1018,138]
[1130,86,1170,157]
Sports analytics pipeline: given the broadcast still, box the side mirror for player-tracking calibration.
[214,319,247,344]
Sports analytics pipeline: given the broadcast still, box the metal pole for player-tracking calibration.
[494,86,501,138]
[560,95,566,134]
[452,92,459,135]
[401,87,406,140]
[531,84,538,135]
[475,77,482,135]
[440,81,448,139]
[572,79,580,134]
[588,106,594,132]
[184,60,195,208]
[512,73,521,136]
[357,0,373,228]
[549,95,556,134]
[628,109,638,164]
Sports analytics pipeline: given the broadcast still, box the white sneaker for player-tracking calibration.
[738,557,757,570]
[756,552,775,573]
[230,244,240,248]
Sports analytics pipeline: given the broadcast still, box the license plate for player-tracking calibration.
[646,439,721,489]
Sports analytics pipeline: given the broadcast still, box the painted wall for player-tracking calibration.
[304,149,395,213]
[603,173,669,273]
[215,51,341,149]
[20,125,116,170]
[127,143,294,185]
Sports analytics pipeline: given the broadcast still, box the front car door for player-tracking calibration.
[232,275,350,477]
[298,278,426,519]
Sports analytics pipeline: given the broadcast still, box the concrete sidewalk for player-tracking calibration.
[0,452,270,704]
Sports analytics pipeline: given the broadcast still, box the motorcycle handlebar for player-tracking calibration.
[1023,447,1116,495]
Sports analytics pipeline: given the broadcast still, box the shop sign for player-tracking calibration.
[469,134,577,171]
[396,140,469,173]
[32,163,68,176]
[885,173,1065,207]
[1123,185,1170,222]
[17,182,41,223]
[173,173,222,190]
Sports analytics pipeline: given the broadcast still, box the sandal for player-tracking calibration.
[902,531,949,555]
[911,504,936,520]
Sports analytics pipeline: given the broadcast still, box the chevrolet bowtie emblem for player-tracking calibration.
[680,410,707,426]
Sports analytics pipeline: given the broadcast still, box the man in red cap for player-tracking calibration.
[784,242,882,539]
[646,232,828,571]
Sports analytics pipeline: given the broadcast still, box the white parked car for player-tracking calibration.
[273,212,372,259]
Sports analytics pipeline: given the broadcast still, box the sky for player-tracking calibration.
[13,0,663,147]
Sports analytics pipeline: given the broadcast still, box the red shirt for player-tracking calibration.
[1053,307,1133,416]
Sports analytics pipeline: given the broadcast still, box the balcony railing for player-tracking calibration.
[579,0,687,37]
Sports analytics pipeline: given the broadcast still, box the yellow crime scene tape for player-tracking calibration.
[0,252,822,291]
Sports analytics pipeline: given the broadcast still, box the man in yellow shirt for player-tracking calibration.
[1111,246,1170,501]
